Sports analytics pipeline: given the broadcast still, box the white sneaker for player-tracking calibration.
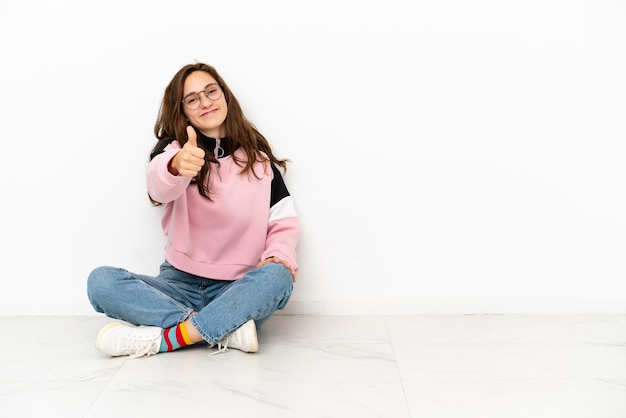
[95,322,162,358]
[212,320,258,354]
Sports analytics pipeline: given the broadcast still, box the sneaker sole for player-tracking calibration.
[242,320,259,353]
[95,322,124,355]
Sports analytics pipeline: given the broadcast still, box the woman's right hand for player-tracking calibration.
[168,126,206,177]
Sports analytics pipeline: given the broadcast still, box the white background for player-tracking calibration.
[0,0,624,315]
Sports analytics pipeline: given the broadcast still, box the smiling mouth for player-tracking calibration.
[201,109,217,117]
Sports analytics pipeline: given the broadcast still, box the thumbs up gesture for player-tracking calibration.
[170,126,206,177]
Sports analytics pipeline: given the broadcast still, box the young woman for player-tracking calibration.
[87,62,299,358]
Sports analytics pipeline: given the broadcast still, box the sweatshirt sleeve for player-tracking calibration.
[262,164,300,274]
[146,141,193,204]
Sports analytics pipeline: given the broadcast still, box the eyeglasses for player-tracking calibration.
[181,84,223,110]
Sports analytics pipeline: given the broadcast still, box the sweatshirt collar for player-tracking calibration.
[197,131,231,158]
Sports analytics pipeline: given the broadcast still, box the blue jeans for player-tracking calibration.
[87,261,293,345]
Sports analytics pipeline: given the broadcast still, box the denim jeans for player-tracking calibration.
[87,261,293,345]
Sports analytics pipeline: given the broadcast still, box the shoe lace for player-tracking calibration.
[210,337,230,356]
[128,336,160,359]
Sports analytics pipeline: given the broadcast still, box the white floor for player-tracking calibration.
[1,315,625,418]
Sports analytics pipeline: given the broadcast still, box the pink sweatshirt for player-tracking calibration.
[146,140,299,280]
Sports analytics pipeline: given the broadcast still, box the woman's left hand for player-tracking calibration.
[256,256,297,282]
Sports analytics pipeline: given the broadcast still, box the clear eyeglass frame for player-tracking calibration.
[181,85,223,110]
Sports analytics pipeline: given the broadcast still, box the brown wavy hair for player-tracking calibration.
[149,62,288,205]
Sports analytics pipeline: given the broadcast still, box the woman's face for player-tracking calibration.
[182,71,228,138]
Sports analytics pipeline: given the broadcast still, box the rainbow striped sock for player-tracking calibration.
[159,322,194,352]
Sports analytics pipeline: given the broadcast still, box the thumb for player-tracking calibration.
[186,125,198,148]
